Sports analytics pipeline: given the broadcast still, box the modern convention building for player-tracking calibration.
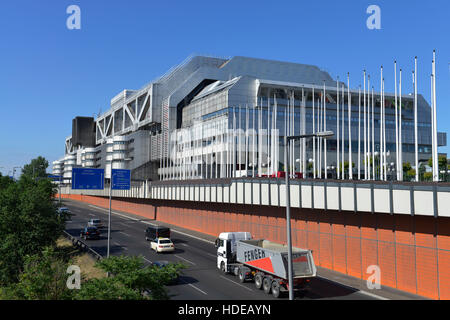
[53,55,446,183]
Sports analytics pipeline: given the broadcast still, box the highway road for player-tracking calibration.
[63,199,377,300]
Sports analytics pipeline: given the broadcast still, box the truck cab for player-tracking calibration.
[215,232,252,272]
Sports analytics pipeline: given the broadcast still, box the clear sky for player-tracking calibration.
[0,0,449,176]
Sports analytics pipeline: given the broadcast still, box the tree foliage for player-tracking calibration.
[0,158,63,285]
[1,247,74,300]
[74,255,185,300]
[21,156,49,179]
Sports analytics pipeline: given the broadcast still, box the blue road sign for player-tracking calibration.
[48,175,63,181]
[72,168,104,190]
[111,169,131,190]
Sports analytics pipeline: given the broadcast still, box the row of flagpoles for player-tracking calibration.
[160,51,440,182]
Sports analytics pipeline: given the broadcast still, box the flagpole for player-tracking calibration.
[372,86,375,180]
[395,69,404,181]
[383,77,387,181]
[364,70,367,180]
[312,87,316,179]
[432,50,438,181]
[367,75,371,180]
[341,84,345,180]
[348,73,353,180]
[358,85,361,180]
[336,77,341,180]
[324,82,327,179]
[380,66,384,181]
[414,57,418,182]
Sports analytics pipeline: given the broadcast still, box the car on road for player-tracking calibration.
[80,226,101,240]
[150,238,175,253]
[88,218,103,228]
[145,225,170,241]
[56,207,72,220]
[152,260,180,284]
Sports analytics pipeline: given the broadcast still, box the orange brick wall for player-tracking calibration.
[59,194,450,300]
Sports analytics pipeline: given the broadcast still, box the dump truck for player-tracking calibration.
[215,232,316,298]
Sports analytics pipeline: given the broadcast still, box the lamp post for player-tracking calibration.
[284,130,334,300]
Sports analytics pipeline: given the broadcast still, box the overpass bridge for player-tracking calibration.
[58,178,450,300]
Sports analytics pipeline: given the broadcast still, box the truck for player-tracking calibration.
[215,232,316,298]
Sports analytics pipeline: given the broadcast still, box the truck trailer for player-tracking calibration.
[215,232,316,298]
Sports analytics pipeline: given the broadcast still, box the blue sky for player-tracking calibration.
[0,0,449,176]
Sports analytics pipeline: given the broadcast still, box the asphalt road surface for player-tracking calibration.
[63,199,377,300]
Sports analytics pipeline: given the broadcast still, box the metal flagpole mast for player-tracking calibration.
[380,67,384,181]
[383,78,387,181]
[323,82,327,179]
[414,57,418,182]
[319,95,323,178]
[274,95,278,174]
[302,88,306,176]
[367,75,371,180]
[399,68,402,182]
[238,105,242,177]
[341,84,345,180]
[337,77,340,179]
[432,50,438,182]
[372,86,375,180]
[253,104,256,177]
[292,92,295,177]
[348,73,353,180]
[395,61,399,181]
[318,97,321,178]
[216,119,219,179]
[258,100,262,177]
[268,97,271,175]
[358,85,361,180]
[364,70,367,180]
[233,107,236,178]
[312,87,316,179]
[245,104,249,175]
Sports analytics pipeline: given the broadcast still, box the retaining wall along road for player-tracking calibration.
[59,193,450,300]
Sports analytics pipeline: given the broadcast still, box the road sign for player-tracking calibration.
[72,168,104,190]
[111,169,131,190]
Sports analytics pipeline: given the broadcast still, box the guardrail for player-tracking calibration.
[62,230,103,261]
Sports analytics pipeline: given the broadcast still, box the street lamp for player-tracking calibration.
[284,130,333,300]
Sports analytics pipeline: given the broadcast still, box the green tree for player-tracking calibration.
[0,165,63,285]
[21,156,49,179]
[1,247,74,300]
[75,255,185,300]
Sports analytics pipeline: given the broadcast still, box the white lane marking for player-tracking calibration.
[119,231,130,237]
[170,228,215,245]
[86,205,215,246]
[88,213,95,217]
[143,257,152,264]
[179,279,207,295]
[174,254,196,265]
[141,220,158,226]
[87,205,138,221]
[316,276,388,300]
[206,253,217,258]
[180,243,188,247]
[219,275,253,292]
[359,290,389,300]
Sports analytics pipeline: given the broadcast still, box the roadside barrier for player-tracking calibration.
[62,230,103,261]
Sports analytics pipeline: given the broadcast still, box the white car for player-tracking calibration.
[88,218,103,228]
[150,238,175,253]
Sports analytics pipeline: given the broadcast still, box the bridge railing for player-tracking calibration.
[58,178,450,218]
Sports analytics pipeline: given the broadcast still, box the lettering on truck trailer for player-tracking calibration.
[243,248,266,262]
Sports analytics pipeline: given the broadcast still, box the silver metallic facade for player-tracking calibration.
[54,55,446,182]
